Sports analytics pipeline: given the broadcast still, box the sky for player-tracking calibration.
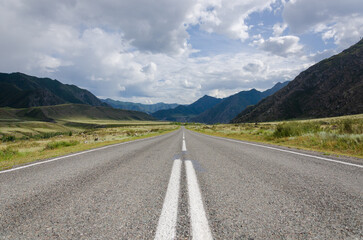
[0,0,362,104]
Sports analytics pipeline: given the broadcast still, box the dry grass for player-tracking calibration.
[186,114,363,159]
[0,119,179,170]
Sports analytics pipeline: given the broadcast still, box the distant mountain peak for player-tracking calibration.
[190,81,289,124]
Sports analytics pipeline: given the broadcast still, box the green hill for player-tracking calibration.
[102,98,179,113]
[0,104,155,122]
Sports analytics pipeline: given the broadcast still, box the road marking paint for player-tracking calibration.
[182,138,187,152]
[183,132,185,140]
[0,131,176,174]
[155,159,182,240]
[190,131,363,169]
[185,160,213,240]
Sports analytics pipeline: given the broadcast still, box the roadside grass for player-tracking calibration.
[186,114,363,159]
[0,119,179,171]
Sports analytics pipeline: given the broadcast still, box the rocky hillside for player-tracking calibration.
[232,39,363,123]
[0,72,108,108]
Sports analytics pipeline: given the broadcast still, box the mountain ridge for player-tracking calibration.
[232,39,363,123]
[0,72,108,108]
[191,81,289,124]
[152,95,222,122]
[101,98,179,113]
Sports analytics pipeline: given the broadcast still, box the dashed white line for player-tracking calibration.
[182,135,187,152]
[185,160,213,240]
[155,159,182,240]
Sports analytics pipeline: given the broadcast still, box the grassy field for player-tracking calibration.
[186,114,363,159]
[0,119,178,171]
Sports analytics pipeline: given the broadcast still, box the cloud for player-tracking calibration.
[283,0,363,48]
[187,0,276,41]
[253,35,303,57]
[0,0,342,104]
[243,60,265,73]
[273,22,287,36]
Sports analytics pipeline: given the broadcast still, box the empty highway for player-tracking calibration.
[0,127,362,239]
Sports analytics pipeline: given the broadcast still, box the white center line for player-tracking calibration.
[155,159,182,240]
[182,135,187,152]
[185,160,213,240]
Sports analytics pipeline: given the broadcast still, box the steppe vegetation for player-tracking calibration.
[0,119,178,170]
[187,114,363,158]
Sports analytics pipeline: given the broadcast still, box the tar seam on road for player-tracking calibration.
[154,159,182,240]
[190,131,363,169]
[0,131,175,174]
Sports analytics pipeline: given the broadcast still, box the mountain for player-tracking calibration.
[101,98,179,113]
[0,104,155,122]
[191,81,289,124]
[152,95,222,122]
[0,72,108,108]
[232,39,363,123]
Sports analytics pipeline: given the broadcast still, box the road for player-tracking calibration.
[0,127,362,239]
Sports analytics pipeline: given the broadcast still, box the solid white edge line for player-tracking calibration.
[0,130,177,174]
[189,130,363,169]
[155,159,182,240]
[185,160,213,240]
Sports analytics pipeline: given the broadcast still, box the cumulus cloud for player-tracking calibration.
[283,0,363,48]
[187,0,276,41]
[253,35,303,57]
[0,0,345,104]
[273,22,287,36]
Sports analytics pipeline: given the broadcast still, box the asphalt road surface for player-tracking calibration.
[1,127,362,239]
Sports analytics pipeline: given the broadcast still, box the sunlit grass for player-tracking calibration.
[0,118,179,170]
[186,114,363,159]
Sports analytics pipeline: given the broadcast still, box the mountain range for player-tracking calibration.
[191,82,289,124]
[101,98,179,114]
[152,95,223,122]
[0,72,155,122]
[0,72,108,108]
[232,39,363,123]
[152,82,288,123]
[1,39,362,124]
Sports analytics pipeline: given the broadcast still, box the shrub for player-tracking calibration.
[0,147,19,161]
[44,140,79,150]
[339,119,354,134]
[273,122,321,138]
[2,135,16,142]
